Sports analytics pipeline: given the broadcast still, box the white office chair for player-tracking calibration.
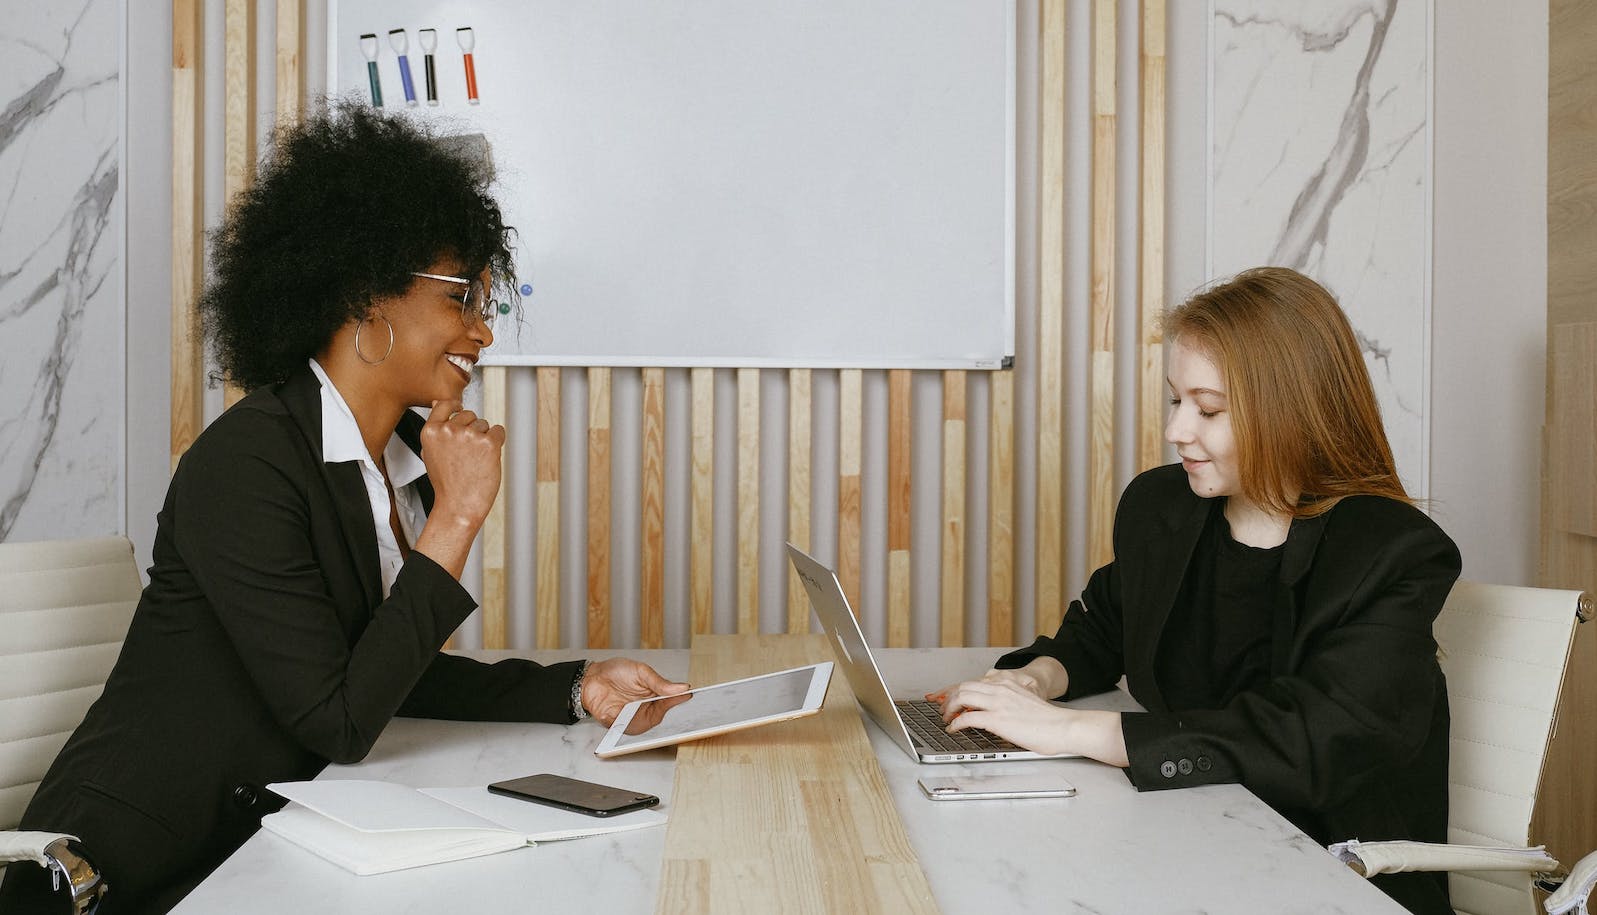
[0,536,142,913]
[1329,580,1597,915]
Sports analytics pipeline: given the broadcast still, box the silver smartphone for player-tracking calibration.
[917,773,1077,801]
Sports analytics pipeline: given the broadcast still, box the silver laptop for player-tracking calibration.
[786,543,1058,764]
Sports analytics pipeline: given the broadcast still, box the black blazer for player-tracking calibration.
[999,464,1460,915]
[11,367,583,914]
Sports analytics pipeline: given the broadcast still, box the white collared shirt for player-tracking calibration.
[308,359,429,598]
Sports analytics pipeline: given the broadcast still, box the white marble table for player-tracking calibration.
[173,648,1404,914]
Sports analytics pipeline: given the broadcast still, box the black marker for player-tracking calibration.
[418,29,438,105]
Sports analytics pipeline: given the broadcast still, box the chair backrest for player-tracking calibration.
[0,537,141,830]
[1434,580,1589,915]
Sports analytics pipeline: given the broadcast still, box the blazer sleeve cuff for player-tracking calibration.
[994,637,1117,701]
[401,655,589,723]
[994,642,1045,670]
[1121,712,1239,791]
[393,550,478,631]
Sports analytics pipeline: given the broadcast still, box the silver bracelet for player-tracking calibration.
[570,660,590,721]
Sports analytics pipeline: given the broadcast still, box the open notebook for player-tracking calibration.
[260,780,667,875]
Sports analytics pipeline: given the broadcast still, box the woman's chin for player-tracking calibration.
[411,383,467,409]
[438,372,472,397]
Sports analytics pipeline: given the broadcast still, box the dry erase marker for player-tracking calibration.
[389,29,417,107]
[418,28,439,105]
[457,27,480,105]
[359,33,383,107]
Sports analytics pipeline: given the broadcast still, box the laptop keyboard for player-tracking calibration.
[895,699,1024,754]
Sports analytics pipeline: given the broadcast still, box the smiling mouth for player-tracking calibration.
[445,353,475,379]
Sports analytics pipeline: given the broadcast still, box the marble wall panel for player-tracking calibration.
[1209,0,1430,494]
[0,0,124,541]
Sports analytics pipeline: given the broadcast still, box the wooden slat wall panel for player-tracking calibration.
[690,368,714,635]
[1539,327,1597,874]
[1547,0,1597,336]
[987,370,1014,646]
[275,0,301,123]
[787,369,812,633]
[736,369,760,634]
[1036,0,1068,638]
[587,367,611,648]
[940,371,966,647]
[1138,0,1166,473]
[640,368,666,648]
[535,368,561,648]
[1088,0,1117,571]
[223,0,254,204]
[480,366,508,648]
[1551,328,1597,537]
[222,0,254,408]
[887,370,912,647]
[837,370,864,615]
[1543,0,1597,869]
[171,0,204,471]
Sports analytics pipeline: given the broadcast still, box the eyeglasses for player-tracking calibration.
[410,271,499,326]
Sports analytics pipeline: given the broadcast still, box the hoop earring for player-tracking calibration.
[354,314,394,365]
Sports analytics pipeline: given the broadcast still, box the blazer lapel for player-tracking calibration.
[395,410,435,513]
[326,463,383,608]
[1130,493,1214,710]
[277,367,384,608]
[1271,510,1330,674]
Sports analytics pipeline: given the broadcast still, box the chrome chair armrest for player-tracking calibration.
[0,831,108,914]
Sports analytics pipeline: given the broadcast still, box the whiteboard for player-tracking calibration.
[330,0,1015,369]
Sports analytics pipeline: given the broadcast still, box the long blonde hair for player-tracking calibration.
[1164,267,1409,517]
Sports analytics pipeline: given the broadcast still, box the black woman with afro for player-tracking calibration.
[1,103,688,914]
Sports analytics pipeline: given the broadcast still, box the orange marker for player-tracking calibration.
[456,27,479,104]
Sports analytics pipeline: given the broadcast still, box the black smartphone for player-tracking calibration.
[486,773,660,818]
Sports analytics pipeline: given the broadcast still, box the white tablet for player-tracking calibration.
[594,662,833,758]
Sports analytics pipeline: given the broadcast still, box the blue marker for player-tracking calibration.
[359,33,383,106]
[389,29,417,107]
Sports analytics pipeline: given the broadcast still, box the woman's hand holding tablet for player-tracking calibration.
[594,663,833,758]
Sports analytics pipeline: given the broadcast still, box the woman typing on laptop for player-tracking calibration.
[932,268,1458,915]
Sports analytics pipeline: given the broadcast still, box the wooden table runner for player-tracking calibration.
[655,633,939,913]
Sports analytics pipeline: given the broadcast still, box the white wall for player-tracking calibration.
[1428,3,1547,586]
[126,2,173,577]
[0,2,126,544]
